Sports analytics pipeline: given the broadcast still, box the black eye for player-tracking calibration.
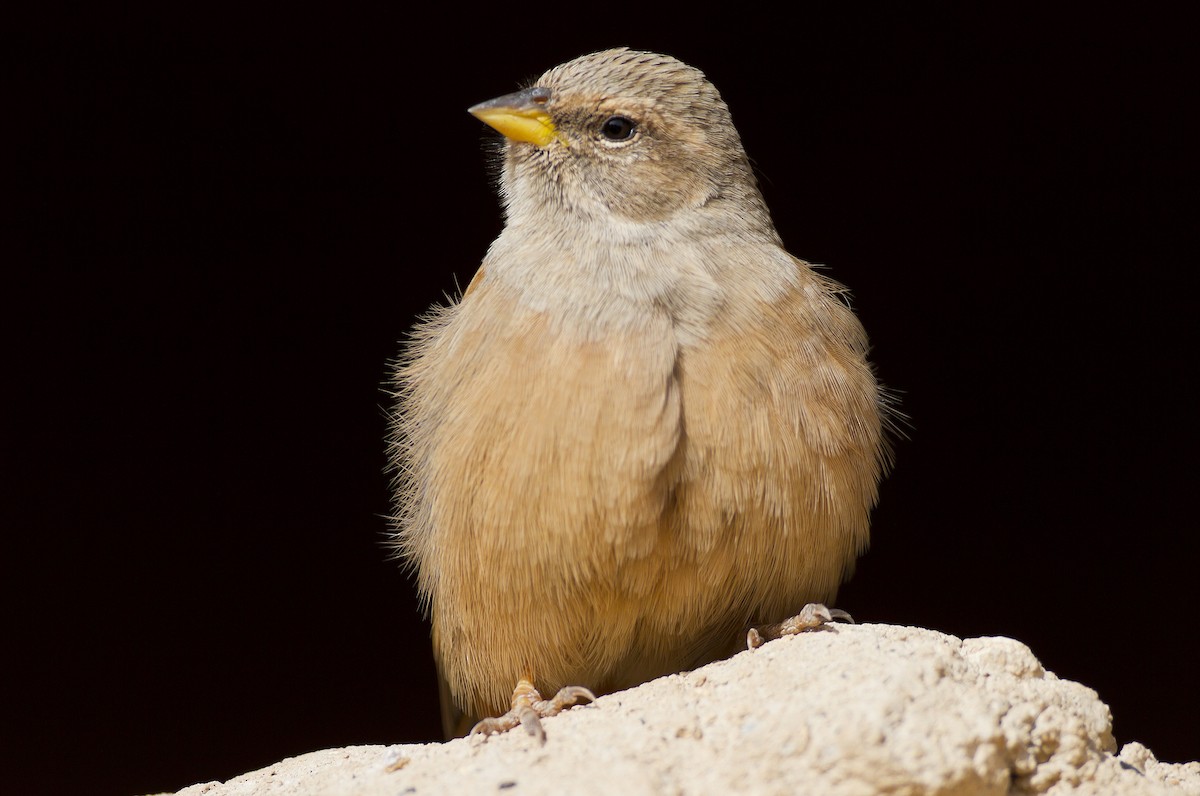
[600,116,636,141]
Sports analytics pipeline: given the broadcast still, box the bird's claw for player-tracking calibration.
[747,603,854,649]
[469,680,596,744]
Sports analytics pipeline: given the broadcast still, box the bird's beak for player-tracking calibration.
[468,87,562,148]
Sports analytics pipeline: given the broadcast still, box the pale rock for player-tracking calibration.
[165,623,1198,795]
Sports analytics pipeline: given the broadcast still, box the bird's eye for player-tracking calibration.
[599,116,636,141]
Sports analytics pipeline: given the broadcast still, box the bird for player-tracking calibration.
[388,47,892,741]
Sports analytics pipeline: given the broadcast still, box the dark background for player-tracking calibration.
[8,7,1196,795]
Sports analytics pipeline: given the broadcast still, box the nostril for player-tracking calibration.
[530,87,551,105]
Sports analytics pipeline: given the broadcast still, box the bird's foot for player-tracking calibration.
[469,678,595,743]
[746,603,854,650]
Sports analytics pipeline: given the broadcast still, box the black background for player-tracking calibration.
[9,6,1196,795]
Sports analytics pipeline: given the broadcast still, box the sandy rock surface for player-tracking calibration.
[165,624,1199,795]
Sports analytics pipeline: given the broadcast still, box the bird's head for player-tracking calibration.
[470,48,772,236]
